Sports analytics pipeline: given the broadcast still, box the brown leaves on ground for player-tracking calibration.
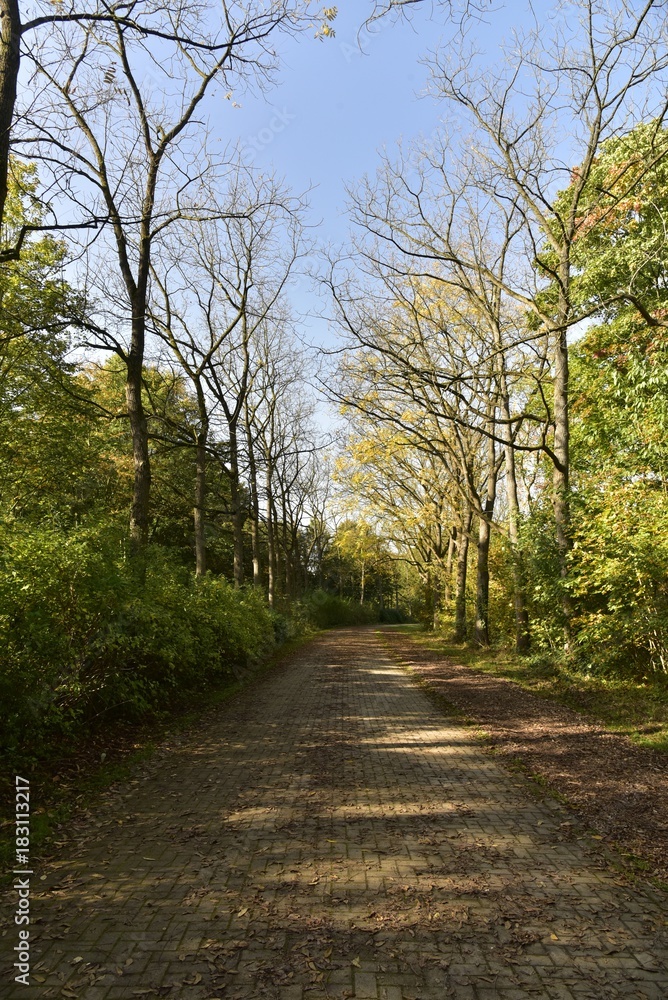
[379,627,668,885]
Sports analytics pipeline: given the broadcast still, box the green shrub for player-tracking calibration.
[0,521,128,739]
[518,502,569,651]
[379,606,409,624]
[299,590,378,628]
[503,480,668,674]
[0,522,277,750]
[269,609,296,644]
[569,481,668,675]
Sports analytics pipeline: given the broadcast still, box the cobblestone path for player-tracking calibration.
[3,628,668,999]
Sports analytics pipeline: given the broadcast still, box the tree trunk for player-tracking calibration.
[495,335,531,652]
[266,464,275,607]
[0,0,20,235]
[552,343,571,569]
[194,433,207,577]
[244,412,261,586]
[359,557,365,605]
[454,509,472,642]
[475,515,491,647]
[228,424,244,588]
[424,564,434,629]
[250,514,260,586]
[444,525,456,605]
[475,431,498,647]
[552,316,573,648]
[281,500,290,598]
[125,206,154,557]
[504,436,530,653]
[126,346,151,552]
[554,264,573,639]
[292,528,302,597]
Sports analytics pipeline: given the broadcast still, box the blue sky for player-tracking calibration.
[213,2,533,350]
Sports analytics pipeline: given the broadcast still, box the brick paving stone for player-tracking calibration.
[2,627,668,999]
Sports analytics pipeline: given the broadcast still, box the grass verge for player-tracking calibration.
[387,624,668,754]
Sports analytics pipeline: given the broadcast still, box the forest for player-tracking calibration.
[1,0,668,765]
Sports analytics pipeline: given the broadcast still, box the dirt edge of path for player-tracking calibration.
[377,626,668,891]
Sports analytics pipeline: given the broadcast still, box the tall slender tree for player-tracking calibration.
[15,4,335,552]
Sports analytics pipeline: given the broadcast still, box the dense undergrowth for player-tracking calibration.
[0,519,403,769]
[298,589,407,629]
[0,523,276,761]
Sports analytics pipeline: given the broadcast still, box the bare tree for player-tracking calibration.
[0,2,337,243]
[428,1,668,625]
[151,170,305,581]
[367,0,491,22]
[328,263,508,639]
[350,164,538,647]
[246,320,321,606]
[301,458,333,592]
[340,0,668,636]
[17,4,322,553]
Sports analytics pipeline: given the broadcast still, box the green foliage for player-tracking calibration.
[503,122,668,674]
[519,501,569,650]
[0,162,80,349]
[299,589,379,628]
[568,122,668,324]
[0,165,104,526]
[321,519,397,607]
[0,165,297,764]
[569,481,668,675]
[378,606,409,624]
[486,537,523,645]
[0,521,126,739]
[499,474,668,675]
[269,608,297,644]
[558,126,668,676]
[82,356,235,564]
[0,521,277,752]
[571,322,668,481]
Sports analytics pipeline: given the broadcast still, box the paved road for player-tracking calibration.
[3,628,667,999]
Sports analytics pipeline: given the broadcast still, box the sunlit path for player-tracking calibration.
[3,629,667,999]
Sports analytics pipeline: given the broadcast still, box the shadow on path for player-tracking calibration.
[2,628,667,999]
